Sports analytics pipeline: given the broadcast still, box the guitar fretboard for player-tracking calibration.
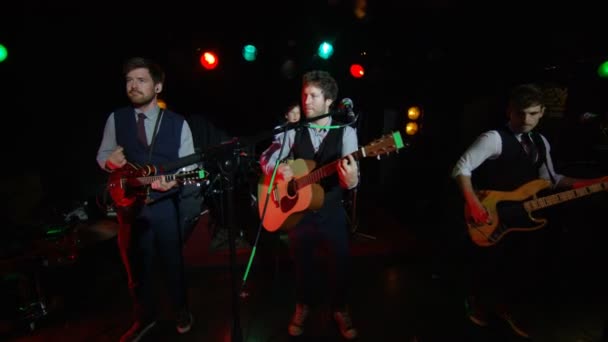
[123,170,205,187]
[295,150,364,189]
[524,181,607,211]
[290,131,402,189]
[134,174,178,185]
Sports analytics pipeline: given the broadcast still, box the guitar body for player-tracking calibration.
[107,162,206,215]
[107,163,155,208]
[257,131,406,232]
[258,159,325,232]
[467,179,551,247]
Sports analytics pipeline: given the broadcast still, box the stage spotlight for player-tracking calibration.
[407,106,422,120]
[405,122,419,136]
[405,105,423,136]
[281,59,297,79]
[350,64,365,78]
[317,41,334,60]
[200,51,219,70]
[598,60,608,78]
[242,44,257,62]
[0,44,7,63]
[354,0,367,19]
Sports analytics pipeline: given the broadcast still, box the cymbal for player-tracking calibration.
[74,219,119,246]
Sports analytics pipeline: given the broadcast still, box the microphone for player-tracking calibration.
[580,112,599,123]
[338,98,356,123]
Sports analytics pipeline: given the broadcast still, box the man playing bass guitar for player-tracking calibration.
[452,83,606,339]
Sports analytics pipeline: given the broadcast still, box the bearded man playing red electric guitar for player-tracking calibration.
[96,57,197,342]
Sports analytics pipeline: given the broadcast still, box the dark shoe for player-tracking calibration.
[498,311,530,339]
[288,303,310,337]
[333,310,358,340]
[176,310,194,334]
[120,320,156,342]
[466,297,488,327]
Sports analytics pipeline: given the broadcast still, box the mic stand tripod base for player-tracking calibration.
[346,188,376,241]
[352,230,376,240]
[350,219,376,240]
[217,155,243,342]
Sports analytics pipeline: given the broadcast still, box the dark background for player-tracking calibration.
[1,1,607,226]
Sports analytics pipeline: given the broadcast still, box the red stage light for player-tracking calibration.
[200,51,219,70]
[350,64,365,78]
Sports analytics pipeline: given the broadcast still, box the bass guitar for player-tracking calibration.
[466,177,607,247]
[107,162,206,208]
[258,131,405,232]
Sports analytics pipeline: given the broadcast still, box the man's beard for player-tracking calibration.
[129,93,155,108]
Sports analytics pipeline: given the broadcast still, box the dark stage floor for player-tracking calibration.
[1,194,607,342]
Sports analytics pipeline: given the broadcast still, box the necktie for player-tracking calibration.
[521,133,537,162]
[137,113,148,147]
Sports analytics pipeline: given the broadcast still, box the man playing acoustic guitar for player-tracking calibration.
[452,83,606,339]
[259,70,359,339]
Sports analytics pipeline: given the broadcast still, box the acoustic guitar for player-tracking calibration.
[258,131,405,232]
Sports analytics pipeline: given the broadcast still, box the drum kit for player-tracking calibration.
[0,201,119,333]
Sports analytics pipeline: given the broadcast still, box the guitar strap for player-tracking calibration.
[531,131,557,186]
[146,109,164,163]
[544,161,557,186]
[142,109,163,203]
[287,126,301,161]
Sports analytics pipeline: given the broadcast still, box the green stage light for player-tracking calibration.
[317,41,334,60]
[598,60,608,78]
[242,44,257,62]
[0,44,7,63]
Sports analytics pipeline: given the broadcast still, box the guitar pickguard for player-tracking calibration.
[496,200,541,228]
[490,200,545,242]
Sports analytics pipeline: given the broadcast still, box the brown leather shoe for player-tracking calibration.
[288,303,310,337]
[333,310,358,340]
[498,311,531,339]
[466,297,488,327]
[120,320,156,342]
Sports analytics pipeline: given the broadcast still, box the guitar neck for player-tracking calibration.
[135,174,179,186]
[524,181,607,211]
[295,150,363,189]
[291,131,403,188]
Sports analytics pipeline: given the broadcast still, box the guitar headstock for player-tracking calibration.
[360,131,406,159]
[176,168,208,185]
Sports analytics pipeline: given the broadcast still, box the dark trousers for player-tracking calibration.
[288,205,350,310]
[465,229,547,312]
[117,198,187,321]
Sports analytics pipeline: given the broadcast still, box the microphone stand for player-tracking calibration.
[342,112,375,241]
[219,121,302,342]
[213,137,244,342]
[167,138,247,342]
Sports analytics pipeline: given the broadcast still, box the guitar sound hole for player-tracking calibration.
[287,180,298,197]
